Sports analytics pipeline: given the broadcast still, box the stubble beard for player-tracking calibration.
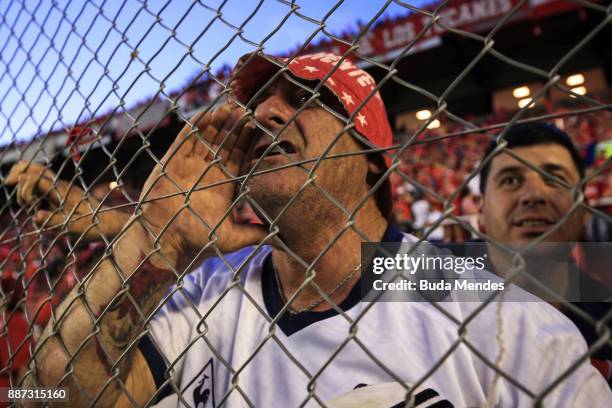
[245,168,309,223]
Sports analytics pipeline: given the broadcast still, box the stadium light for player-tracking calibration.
[566,74,584,87]
[512,86,530,99]
[415,109,431,120]
[109,181,118,190]
[517,98,534,109]
[427,119,440,129]
[570,86,587,96]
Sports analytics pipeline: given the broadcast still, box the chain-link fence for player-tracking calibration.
[1,0,611,406]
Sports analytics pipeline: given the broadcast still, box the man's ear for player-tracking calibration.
[365,153,387,191]
[477,200,486,234]
[477,213,486,234]
[366,153,386,177]
[365,153,393,219]
[580,208,591,240]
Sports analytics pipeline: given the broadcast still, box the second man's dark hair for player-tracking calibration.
[479,122,585,194]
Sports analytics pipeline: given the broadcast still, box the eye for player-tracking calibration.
[543,176,567,189]
[294,90,310,107]
[499,175,520,188]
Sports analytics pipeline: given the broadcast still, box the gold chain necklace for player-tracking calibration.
[274,263,362,315]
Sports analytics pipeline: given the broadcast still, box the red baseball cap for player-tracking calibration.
[230,52,394,167]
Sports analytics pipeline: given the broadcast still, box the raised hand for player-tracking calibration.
[5,161,129,241]
[139,104,267,267]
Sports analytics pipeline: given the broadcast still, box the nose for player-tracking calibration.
[253,94,291,133]
[518,173,548,207]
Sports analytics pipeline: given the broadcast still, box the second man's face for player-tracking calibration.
[480,143,586,245]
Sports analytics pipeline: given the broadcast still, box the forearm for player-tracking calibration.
[29,218,177,405]
[99,210,131,240]
[71,202,132,242]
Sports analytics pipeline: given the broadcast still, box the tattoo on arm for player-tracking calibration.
[95,254,174,380]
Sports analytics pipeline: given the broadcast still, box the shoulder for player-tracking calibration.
[195,245,271,281]
[162,245,271,311]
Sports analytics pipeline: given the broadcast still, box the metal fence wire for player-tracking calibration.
[1,0,611,407]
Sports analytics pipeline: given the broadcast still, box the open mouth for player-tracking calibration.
[514,219,553,228]
[512,218,555,237]
[252,140,298,159]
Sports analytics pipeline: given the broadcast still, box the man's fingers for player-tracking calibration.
[33,210,62,228]
[166,109,215,162]
[216,108,250,166]
[206,105,236,161]
[227,120,256,173]
[8,162,54,183]
[185,105,249,165]
[209,104,233,136]
[191,109,212,130]
[12,168,89,214]
[26,173,66,207]
[5,161,39,185]
[8,162,59,207]
[186,105,234,161]
[5,161,27,185]
[234,119,257,154]
[217,107,248,146]
[16,174,39,206]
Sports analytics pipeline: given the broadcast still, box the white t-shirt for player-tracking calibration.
[141,233,611,407]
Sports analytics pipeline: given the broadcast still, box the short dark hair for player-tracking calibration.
[479,122,585,194]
